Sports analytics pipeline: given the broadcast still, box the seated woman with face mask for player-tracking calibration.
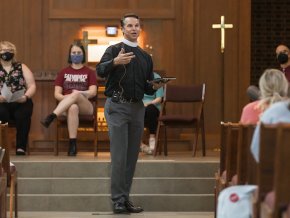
[41,42,97,156]
[0,41,36,155]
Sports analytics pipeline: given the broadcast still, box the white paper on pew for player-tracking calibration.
[217,185,258,218]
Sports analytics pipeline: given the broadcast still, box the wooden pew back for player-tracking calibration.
[219,122,228,176]
[237,124,256,185]
[273,124,290,218]
[225,123,240,184]
[258,123,279,201]
[0,124,10,186]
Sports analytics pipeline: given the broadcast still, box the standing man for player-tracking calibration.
[96,13,163,214]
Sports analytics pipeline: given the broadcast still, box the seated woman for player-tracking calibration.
[240,100,261,124]
[240,68,288,125]
[250,69,289,162]
[41,42,97,156]
[0,41,36,155]
[140,72,164,154]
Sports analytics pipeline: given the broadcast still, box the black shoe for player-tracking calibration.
[113,202,129,214]
[16,148,26,156]
[40,113,56,128]
[124,200,143,213]
[68,143,77,156]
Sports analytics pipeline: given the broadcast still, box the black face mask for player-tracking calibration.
[0,52,14,61]
[277,53,288,64]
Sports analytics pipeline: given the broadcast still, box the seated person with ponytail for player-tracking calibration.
[241,68,288,124]
[249,68,289,162]
[41,42,97,156]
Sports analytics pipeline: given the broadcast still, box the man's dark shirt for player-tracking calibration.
[96,42,155,101]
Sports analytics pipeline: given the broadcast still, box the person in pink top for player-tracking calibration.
[240,68,288,124]
[240,100,261,124]
[41,42,97,156]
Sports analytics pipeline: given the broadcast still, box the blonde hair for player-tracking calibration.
[258,69,288,111]
[0,41,17,62]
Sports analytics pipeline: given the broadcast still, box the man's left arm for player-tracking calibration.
[144,57,158,95]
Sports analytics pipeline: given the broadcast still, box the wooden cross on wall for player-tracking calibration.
[75,31,98,61]
[211,15,234,121]
[212,16,233,53]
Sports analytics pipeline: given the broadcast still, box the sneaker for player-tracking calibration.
[140,143,152,155]
[149,137,156,151]
[40,113,56,128]
[16,148,26,155]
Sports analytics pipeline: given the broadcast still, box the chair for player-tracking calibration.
[0,123,18,218]
[154,83,206,156]
[55,96,98,156]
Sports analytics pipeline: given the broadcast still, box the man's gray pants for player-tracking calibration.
[104,98,145,203]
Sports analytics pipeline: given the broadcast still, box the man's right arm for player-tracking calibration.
[96,46,135,78]
[96,46,115,78]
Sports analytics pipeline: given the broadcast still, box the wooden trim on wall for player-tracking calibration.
[48,0,175,19]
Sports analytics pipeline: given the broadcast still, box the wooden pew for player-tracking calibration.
[260,124,290,218]
[252,123,279,218]
[224,123,240,185]
[0,124,18,218]
[0,147,7,218]
[214,122,240,217]
[214,122,227,217]
[236,124,256,185]
[215,122,233,194]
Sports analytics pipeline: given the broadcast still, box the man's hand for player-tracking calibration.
[113,48,135,65]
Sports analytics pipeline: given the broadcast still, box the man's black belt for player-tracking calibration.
[120,97,139,103]
[110,92,140,103]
